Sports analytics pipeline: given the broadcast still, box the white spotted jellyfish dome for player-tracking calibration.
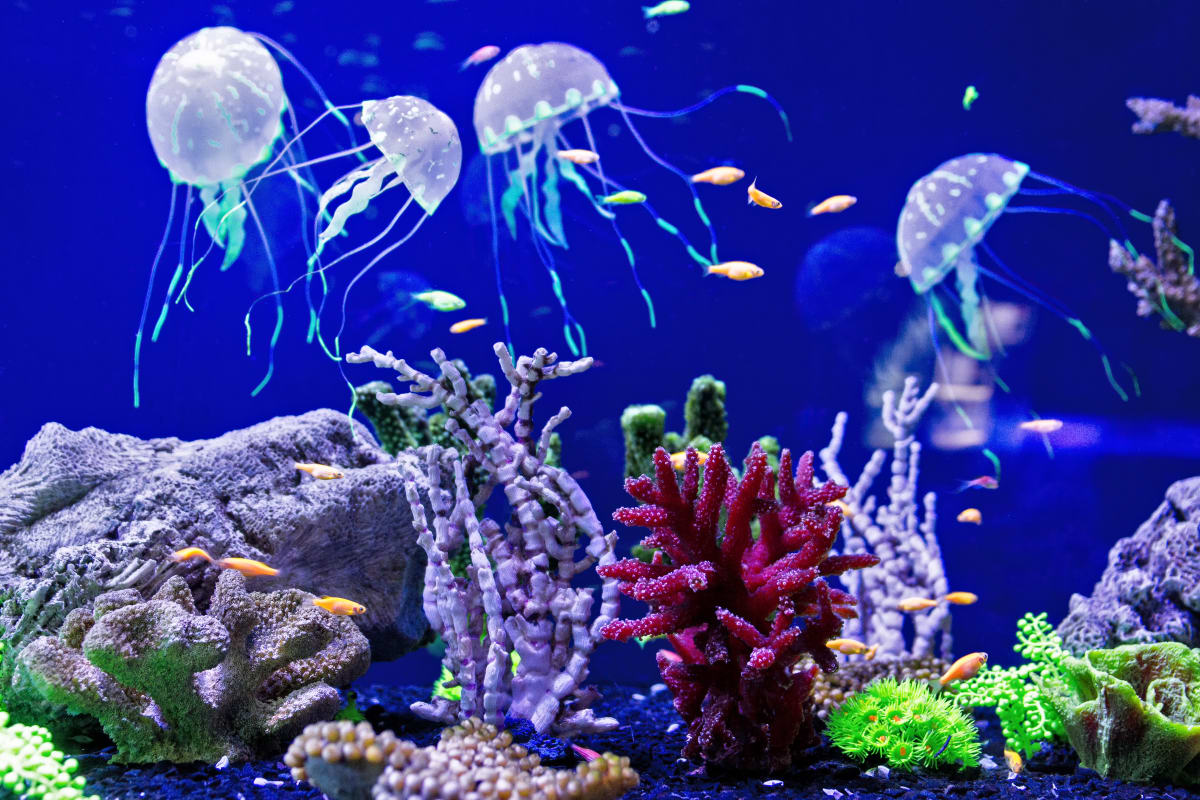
[896,153,1030,293]
[145,27,286,187]
[473,42,620,156]
[361,95,462,215]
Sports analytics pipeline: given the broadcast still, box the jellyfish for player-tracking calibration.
[896,152,1179,403]
[473,42,790,355]
[136,26,359,406]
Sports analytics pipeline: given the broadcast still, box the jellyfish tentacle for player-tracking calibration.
[133,183,180,408]
[1023,170,1135,245]
[151,187,195,344]
[517,192,586,356]
[611,84,792,142]
[242,192,283,397]
[486,153,515,359]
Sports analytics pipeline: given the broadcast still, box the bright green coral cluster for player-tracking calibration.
[954,612,1067,757]
[826,678,981,770]
[0,711,97,800]
[1038,641,1200,784]
[620,374,728,478]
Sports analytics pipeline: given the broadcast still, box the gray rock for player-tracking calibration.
[1057,476,1200,654]
[0,410,430,709]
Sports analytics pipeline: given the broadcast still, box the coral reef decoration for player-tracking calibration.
[0,709,99,800]
[1109,200,1200,338]
[287,717,638,800]
[953,612,1067,758]
[347,344,620,737]
[818,376,948,660]
[1127,95,1200,139]
[808,654,949,720]
[598,442,879,772]
[15,570,370,763]
[1057,476,1200,654]
[1037,641,1200,785]
[825,677,982,770]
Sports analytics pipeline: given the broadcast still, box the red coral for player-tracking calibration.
[598,443,879,772]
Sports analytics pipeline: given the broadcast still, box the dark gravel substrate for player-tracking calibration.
[76,683,1200,800]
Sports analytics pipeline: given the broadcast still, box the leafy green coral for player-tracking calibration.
[954,612,1067,757]
[1037,641,1200,784]
[826,678,981,770]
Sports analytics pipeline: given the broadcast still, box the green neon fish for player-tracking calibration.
[962,85,979,110]
[643,0,689,18]
[599,190,648,205]
[413,290,466,312]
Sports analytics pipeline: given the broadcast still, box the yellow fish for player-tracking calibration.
[1004,748,1023,774]
[312,596,366,615]
[450,318,487,334]
[691,166,745,185]
[825,638,872,656]
[828,498,854,519]
[217,557,279,578]
[941,591,978,606]
[556,149,600,165]
[172,547,213,563]
[670,450,708,470]
[807,194,857,216]
[1019,418,1063,434]
[939,652,987,686]
[706,261,764,281]
[956,508,983,525]
[295,463,344,480]
[897,596,939,612]
[746,178,782,209]
[599,190,647,205]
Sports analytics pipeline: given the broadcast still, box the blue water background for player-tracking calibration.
[3,0,1200,685]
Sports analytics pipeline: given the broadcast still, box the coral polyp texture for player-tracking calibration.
[1109,200,1200,338]
[825,677,982,770]
[15,570,370,763]
[287,717,638,800]
[620,374,729,478]
[1057,476,1200,654]
[348,343,620,737]
[598,442,879,772]
[1038,641,1200,785]
[1127,94,1200,139]
[0,710,98,800]
[808,653,949,720]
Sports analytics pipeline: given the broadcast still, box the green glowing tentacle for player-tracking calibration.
[557,160,615,219]
[546,267,582,356]
[541,151,568,247]
[692,197,718,264]
[216,181,247,272]
[930,293,990,360]
[735,84,792,141]
[616,235,656,327]
[500,171,523,240]
[250,304,284,396]
[316,160,390,250]
[151,263,184,343]
[575,323,587,356]
[983,448,1002,479]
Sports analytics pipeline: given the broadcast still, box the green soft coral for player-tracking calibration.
[954,612,1067,757]
[1038,641,1200,784]
[826,678,981,770]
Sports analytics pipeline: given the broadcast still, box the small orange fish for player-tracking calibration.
[312,596,366,615]
[828,498,854,519]
[295,462,344,480]
[956,508,983,525]
[941,591,978,606]
[1004,747,1023,774]
[459,45,500,71]
[865,643,879,661]
[826,638,872,656]
[450,318,487,334]
[746,178,782,209]
[172,547,213,563]
[1019,418,1063,434]
[706,261,764,281]
[959,475,999,491]
[897,597,939,612]
[939,652,988,686]
[691,166,745,185]
[670,450,709,470]
[217,557,279,578]
[556,149,600,165]
[807,194,857,216]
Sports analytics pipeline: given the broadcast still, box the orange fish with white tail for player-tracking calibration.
[807,194,857,216]
[691,166,745,185]
[706,261,764,281]
[747,178,782,209]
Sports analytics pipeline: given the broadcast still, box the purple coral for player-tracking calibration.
[598,443,878,772]
[347,344,620,737]
[1108,200,1200,338]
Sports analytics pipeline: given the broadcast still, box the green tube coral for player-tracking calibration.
[0,711,98,800]
[1037,641,1200,784]
[826,678,981,770]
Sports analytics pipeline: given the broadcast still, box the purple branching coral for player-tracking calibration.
[346,344,619,737]
[1108,200,1200,338]
[818,376,949,660]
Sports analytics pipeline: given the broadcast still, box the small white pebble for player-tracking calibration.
[864,765,890,779]
[821,790,844,799]
[666,723,680,734]
[631,693,646,702]
[979,754,999,770]
[763,779,783,787]
[650,683,668,696]
[214,756,229,770]
[252,777,283,787]
[676,757,688,764]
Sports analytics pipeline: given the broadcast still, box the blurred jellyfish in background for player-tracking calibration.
[237,94,461,392]
[136,25,358,405]
[473,42,790,355]
[895,153,1184,407]
[795,226,897,333]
